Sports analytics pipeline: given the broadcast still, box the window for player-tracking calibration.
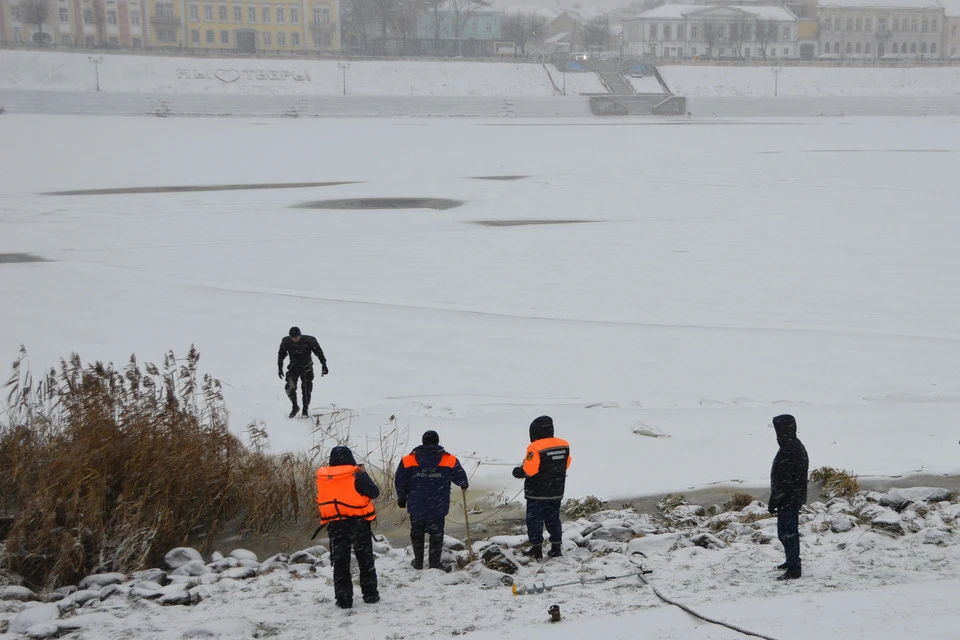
[855,18,861,32]
[291,31,299,45]
[846,41,852,53]
[219,5,226,21]
[892,42,898,53]
[60,8,69,22]
[157,2,175,18]
[931,20,937,32]
[84,8,94,24]
[85,34,95,46]
[291,6,299,23]
[12,6,21,21]
[61,34,72,44]
[865,19,871,31]
[132,36,141,46]
[691,46,697,55]
[191,29,200,43]
[953,25,957,37]
[864,42,869,53]
[783,47,789,56]
[878,19,886,33]
[206,29,214,42]
[921,41,927,53]
[109,36,118,45]
[131,11,140,25]
[220,29,228,43]
[911,42,916,52]
[248,6,255,22]
[107,10,117,24]
[846,18,852,31]
[931,42,936,53]
[894,19,900,31]
[190,5,199,21]
[276,7,284,23]
[770,47,776,56]
[952,46,957,56]
[204,5,213,21]
[744,47,750,57]
[911,20,917,32]
[234,6,241,22]
[691,26,698,39]
[262,7,270,22]
[922,20,928,33]
[677,25,684,39]
[649,24,656,39]
[277,31,286,44]
[313,32,330,46]
[262,31,271,44]
[718,26,725,38]
[157,27,176,42]
[782,26,789,40]
[855,42,861,52]
[664,25,671,40]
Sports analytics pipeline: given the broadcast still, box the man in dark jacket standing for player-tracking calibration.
[278,326,328,418]
[316,445,380,608]
[768,414,809,581]
[395,430,469,570]
[512,416,571,560]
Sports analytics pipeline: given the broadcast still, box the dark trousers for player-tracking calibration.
[777,506,801,571]
[285,367,314,408]
[526,499,563,547]
[410,518,445,568]
[328,519,378,606]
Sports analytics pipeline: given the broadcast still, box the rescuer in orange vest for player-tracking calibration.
[394,430,469,570]
[512,415,571,560]
[316,445,380,608]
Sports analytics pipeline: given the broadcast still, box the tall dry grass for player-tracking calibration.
[0,346,314,590]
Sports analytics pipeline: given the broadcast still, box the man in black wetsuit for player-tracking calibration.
[278,326,328,418]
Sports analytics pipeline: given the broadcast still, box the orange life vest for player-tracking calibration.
[315,464,376,525]
[401,452,457,469]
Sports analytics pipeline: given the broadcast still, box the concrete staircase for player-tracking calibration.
[582,59,636,96]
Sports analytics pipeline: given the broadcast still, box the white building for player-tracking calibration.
[623,4,799,59]
[818,0,945,59]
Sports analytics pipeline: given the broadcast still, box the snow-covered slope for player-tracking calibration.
[660,64,960,97]
[0,50,606,96]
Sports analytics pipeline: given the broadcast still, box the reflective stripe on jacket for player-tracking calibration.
[316,464,376,525]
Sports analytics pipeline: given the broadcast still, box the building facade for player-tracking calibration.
[624,5,799,59]
[818,0,945,58]
[415,9,502,56]
[941,0,959,56]
[1,0,147,47]
[0,0,339,51]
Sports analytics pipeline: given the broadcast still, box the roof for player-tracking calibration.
[817,0,941,8]
[544,31,573,44]
[631,4,796,21]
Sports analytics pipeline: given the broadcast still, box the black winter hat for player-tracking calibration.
[289,326,302,338]
[529,415,554,442]
[422,430,440,446]
[329,445,357,466]
[772,414,797,438]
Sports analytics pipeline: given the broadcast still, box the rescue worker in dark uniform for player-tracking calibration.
[277,326,328,418]
[315,445,380,608]
[512,415,571,560]
[768,414,809,581]
[394,430,469,570]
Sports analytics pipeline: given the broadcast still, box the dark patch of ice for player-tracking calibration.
[0,253,49,263]
[296,198,464,211]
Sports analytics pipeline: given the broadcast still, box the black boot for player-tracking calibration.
[776,568,801,581]
[411,534,424,570]
[776,562,788,570]
[547,543,562,558]
[289,404,300,419]
[428,534,444,570]
[522,545,543,560]
[301,405,309,418]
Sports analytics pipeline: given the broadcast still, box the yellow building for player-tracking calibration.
[145,0,338,51]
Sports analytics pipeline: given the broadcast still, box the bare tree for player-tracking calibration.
[755,19,777,60]
[702,21,719,58]
[582,15,610,51]
[391,0,418,54]
[450,0,487,52]
[729,16,750,58]
[341,0,375,53]
[21,0,50,44]
[501,11,547,55]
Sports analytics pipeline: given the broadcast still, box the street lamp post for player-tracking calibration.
[771,65,782,97]
[337,62,350,95]
[89,56,104,92]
